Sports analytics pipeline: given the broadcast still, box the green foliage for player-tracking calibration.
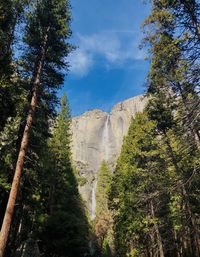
[0,0,16,131]
[0,1,199,257]
[50,93,72,165]
[96,161,112,216]
[0,0,14,76]
[0,1,89,256]
[37,94,90,257]
[110,104,200,256]
[0,0,30,131]
[23,0,73,93]
[95,161,114,257]
[110,112,171,257]
[143,0,200,147]
[115,1,200,256]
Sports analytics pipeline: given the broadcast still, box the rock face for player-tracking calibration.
[71,95,147,218]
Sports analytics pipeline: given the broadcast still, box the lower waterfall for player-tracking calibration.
[91,179,97,220]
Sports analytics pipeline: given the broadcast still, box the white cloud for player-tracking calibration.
[68,31,145,76]
[68,49,93,77]
[78,33,121,62]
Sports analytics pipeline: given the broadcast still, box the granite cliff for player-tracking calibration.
[71,95,147,218]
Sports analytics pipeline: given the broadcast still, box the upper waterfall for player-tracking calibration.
[102,114,110,161]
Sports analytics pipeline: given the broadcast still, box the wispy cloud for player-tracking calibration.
[68,50,93,77]
[69,30,145,77]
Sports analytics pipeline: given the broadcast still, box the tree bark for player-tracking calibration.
[163,131,200,256]
[0,27,49,257]
[150,200,165,257]
[182,185,200,257]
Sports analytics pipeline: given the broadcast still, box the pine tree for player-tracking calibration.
[0,0,14,77]
[0,0,18,131]
[38,94,90,257]
[0,1,72,255]
[143,0,200,147]
[142,1,200,255]
[96,161,112,216]
[110,113,171,257]
[95,161,114,257]
[0,0,30,131]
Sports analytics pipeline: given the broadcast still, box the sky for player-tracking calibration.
[62,0,150,116]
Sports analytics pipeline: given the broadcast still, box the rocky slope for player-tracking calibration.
[71,95,147,218]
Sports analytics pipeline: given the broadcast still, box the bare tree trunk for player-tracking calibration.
[182,185,200,257]
[173,230,181,257]
[150,200,165,257]
[149,229,156,257]
[0,27,49,257]
[163,131,200,256]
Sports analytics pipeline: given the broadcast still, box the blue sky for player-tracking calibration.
[62,0,150,116]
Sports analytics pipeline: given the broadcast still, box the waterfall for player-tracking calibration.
[90,114,110,220]
[91,179,97,220]
[102,114,110,161]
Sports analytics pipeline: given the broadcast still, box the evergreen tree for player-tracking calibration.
[140,1,200,255]
[143,0,200,147]
[0,0,19,131]
[0,0,14,77]
[0,0,31,131]
[0,1,72,255]
[96,161,112,215]
[95,161,114,257]
[109,109,200,256]
[38,94,90,257]
[110,113,171,257]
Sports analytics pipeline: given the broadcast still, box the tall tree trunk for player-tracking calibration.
[0,27,49,257]
[163,131,200,256]
[149,200,165,257]
[182,185,200,257]
[149,229,156,257]
[176,231,182,257]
